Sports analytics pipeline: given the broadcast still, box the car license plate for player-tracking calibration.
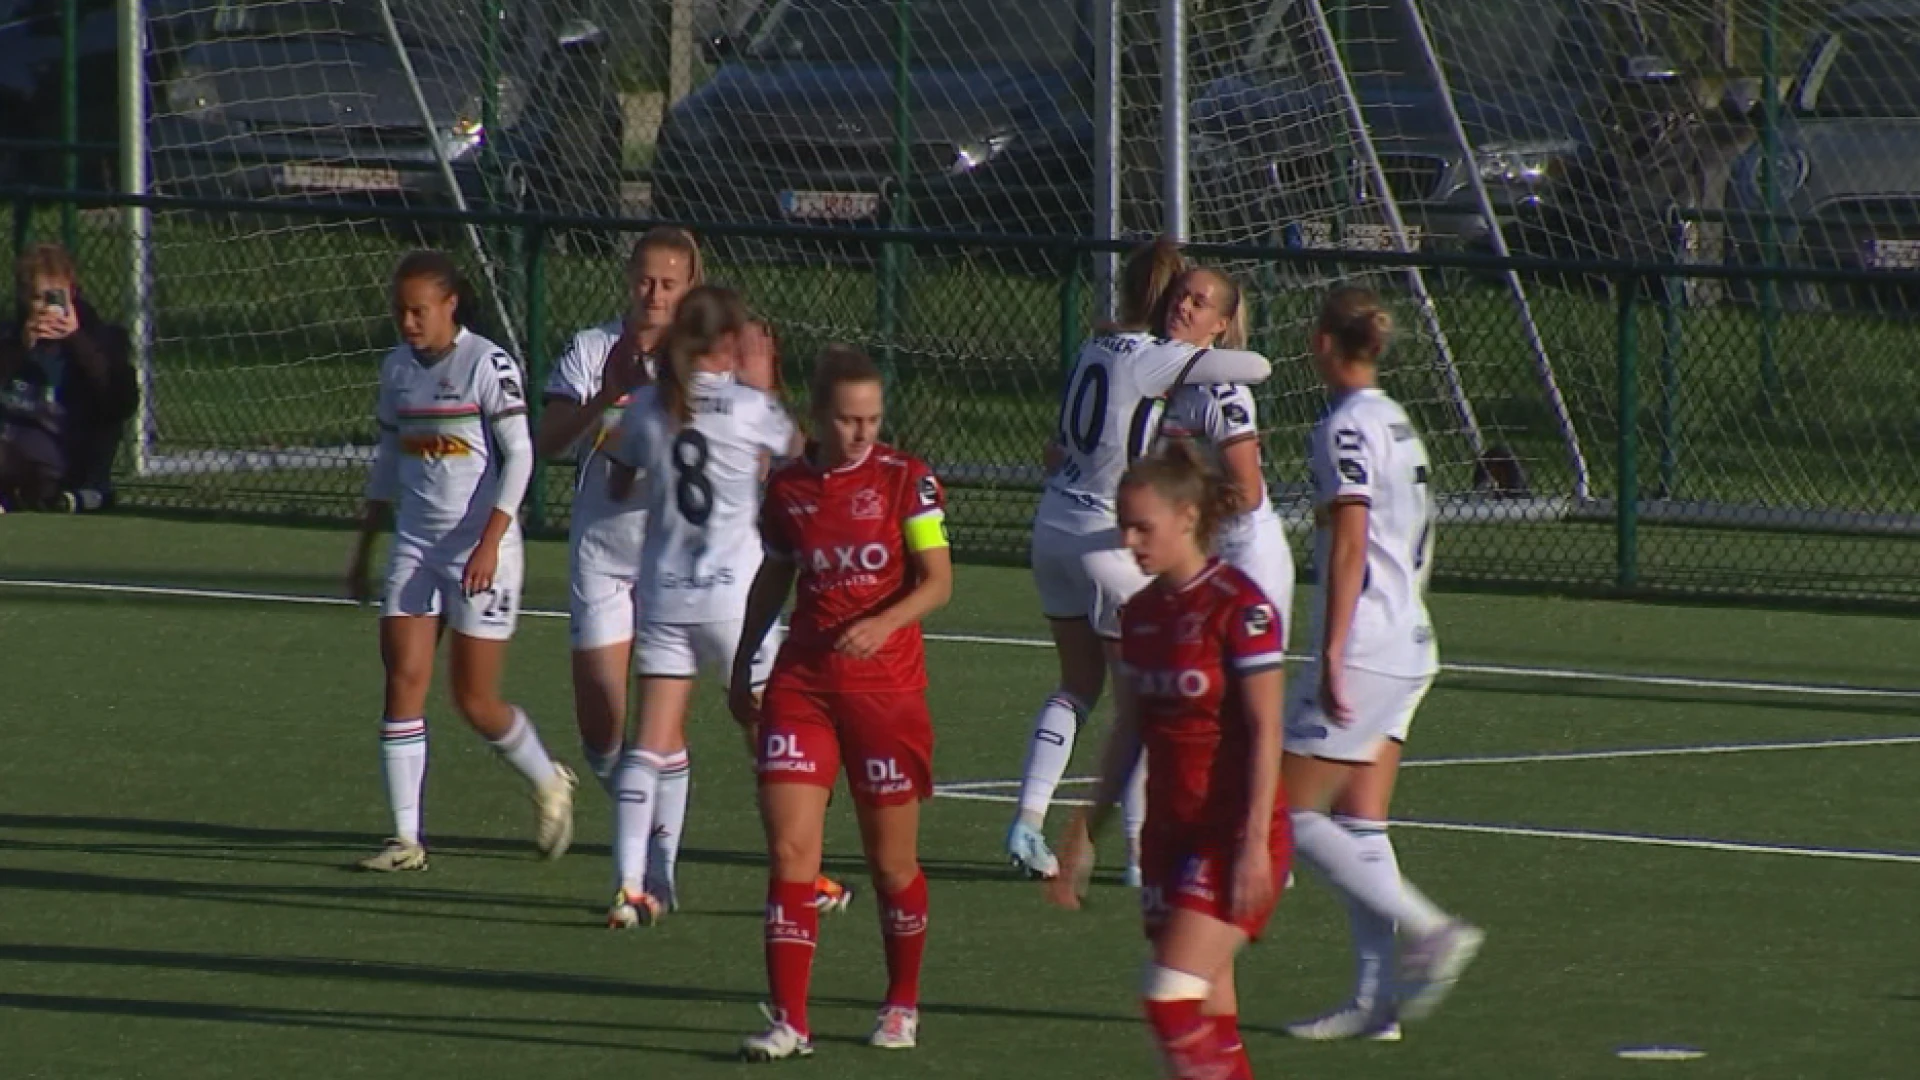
[1863,237,1920,270]
[280,163,403,192]
[779,190,881,221]
[1296,221,1421,252]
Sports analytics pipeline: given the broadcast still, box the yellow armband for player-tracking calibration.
[903,509,950,553]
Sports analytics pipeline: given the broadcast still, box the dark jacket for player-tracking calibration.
[0,297,138,491]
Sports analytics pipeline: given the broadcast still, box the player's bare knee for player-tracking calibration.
[868,857,920,896]
[766,831,823,880]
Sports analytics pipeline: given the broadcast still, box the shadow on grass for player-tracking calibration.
[0,813,1036,888]
[0,944,1132,1029]
[0,990,738,1059]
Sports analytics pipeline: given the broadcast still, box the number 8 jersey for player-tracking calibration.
[1306,387,1438,678]
[608,372,796,625]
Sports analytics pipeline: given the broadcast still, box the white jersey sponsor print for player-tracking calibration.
[1306,387,1437,678]
[545,320,657,579]
[610,372,796,624]
[374,327,527,558]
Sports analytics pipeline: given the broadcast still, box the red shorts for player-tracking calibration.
[1140,820,1294,942]
[756,685,934,808]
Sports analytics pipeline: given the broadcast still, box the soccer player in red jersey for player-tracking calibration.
[1048,441,1290,1080]
[729,345,954,1062]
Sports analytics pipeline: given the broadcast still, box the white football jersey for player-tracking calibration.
[1037,334,1273,532]
[545,320,656,579]
[1163,382,1273,522]
[609,372,796,625]
[1305,388,1437,678]
[375,327,528,557]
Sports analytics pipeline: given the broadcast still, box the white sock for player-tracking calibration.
[379,717,428,845]
[582,740,621,800]
[648,750,691,891]
[613,748,665,893]
[1291,810,1445,935]
[1121,756,1148,863]
[1336,815,1398,1008]
[489,706,559,787]
[1015,692,1089,827]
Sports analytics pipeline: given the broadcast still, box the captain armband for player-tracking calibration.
[902,509,950,554]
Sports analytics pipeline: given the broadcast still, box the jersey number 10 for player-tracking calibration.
[1061,361,1165,464]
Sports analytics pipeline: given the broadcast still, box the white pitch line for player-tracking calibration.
[1395,820,1920,866]
[5,576,1919,700]
[930,787,1920,866]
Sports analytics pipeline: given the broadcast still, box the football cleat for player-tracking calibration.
[607,888,665,929]
[644,875,680,914]
[812,875,855,914]
[1005,821,1060,880]
[357,838,428,873]
[868,1005,919,1050]
[1398,919,1485,1022]
[740,1005,814,1063]
[1284,1001,1403,1042]
[533,763,578,860]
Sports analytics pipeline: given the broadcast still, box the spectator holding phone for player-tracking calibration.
[0,243,137,512]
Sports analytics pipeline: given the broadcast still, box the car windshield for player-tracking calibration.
[1804,27,1920,117]
[745,0,1080,69]
[208,0,482,51]
[1235,0,1599,88]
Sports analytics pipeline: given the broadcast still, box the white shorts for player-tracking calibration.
[635,618,782,690]
[382,541,524,641]
[1217,511,1295,631]
[1283,664,1433,764]
[1030,523,1151,640]
[570,566,639,651]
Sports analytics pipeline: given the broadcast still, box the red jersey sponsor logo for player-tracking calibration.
[761,445,944,694]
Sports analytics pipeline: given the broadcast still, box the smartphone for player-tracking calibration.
[42,287,69,313]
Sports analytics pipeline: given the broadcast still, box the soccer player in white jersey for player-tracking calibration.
[602,287,803,926]
[1159,267,1297,622]
[346,251,576,873]
[537,227,700,852]
[1282,286,1482,1040]
[1010,241,1275,884]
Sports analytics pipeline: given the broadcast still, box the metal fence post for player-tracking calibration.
[61,0,79,248]
[1758,0,1782,412]
[1659,209,1685,499]
[1057,249,1081,380]
[523,222,548,531]
[1616,275,1641,590]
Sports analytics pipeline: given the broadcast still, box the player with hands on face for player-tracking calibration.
[730,346,953,1061]
[1281,286,1482,1042]
[598,286,801,926]
[1048,439,1290,1080]
[346,250,575,873]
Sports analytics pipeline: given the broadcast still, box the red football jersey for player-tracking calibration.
[760,443,947,694]
[1120,561,1287,838]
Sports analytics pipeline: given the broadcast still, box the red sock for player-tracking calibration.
[764,880,818,1036]
[1144,997,1231,1079]
[1212,1015,1253,1079]
[879,872,929,1008]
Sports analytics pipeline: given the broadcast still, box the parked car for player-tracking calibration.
[0,0,621,216]
[652,0,1700,264]
[652,0,1095,253]
[1726,0,1920,309]
[151,0,622,217]
[1187,0,1691,260]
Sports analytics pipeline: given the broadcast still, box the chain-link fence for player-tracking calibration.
[6,191,1915,605]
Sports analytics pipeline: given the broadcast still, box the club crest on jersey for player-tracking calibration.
[433,379,460,402]
[850,488,884,521]
[1241,604,1274,639]
[1176,612,1206,643]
